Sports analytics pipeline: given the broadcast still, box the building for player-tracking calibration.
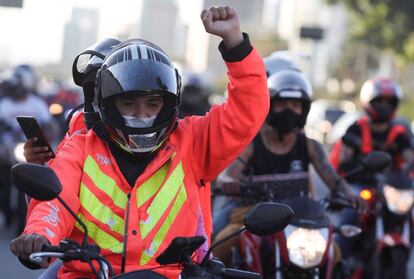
[61,7,99,67]
[139,0,186,60]
[277,0,348,87]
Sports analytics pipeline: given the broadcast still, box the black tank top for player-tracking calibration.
[247,132,309,175]
[244,132,310,201]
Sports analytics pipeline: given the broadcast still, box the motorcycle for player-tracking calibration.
[0,120,27,232]
[215,151,390,279]
[11,162,294,279]
[340,170,414,279]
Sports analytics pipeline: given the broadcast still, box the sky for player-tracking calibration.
[0,0,144,65]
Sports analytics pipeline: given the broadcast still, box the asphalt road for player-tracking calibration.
[0,215,43,278]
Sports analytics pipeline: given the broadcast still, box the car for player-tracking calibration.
[305,99,357,144]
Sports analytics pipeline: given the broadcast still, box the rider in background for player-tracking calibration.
[331,78,414,259]
[330,78,414,184]
[212,66,366,266]
[0,65,52,130]
[0,65,54,234]
[178,73,211,118]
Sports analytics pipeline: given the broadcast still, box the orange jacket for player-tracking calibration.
[330,116,409,170]
[23,47,269,279]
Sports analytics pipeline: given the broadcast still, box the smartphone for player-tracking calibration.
[16,116,55,158]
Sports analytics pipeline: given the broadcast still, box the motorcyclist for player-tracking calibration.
[10,6,270,278]
[212,67,366,266]
[0,65,52,131]
[330,78,414,184]
[0,65,54,234]
[178,72,211,118]
[331,78,414,259]
[212,54,301,233]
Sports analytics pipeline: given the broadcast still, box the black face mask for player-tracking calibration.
[267,108,301,136]
[371,103,394,123]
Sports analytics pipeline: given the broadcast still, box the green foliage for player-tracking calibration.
[327,0,414,62]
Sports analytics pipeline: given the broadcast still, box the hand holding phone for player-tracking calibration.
[16,116,56,162]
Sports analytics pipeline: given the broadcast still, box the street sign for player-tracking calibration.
[300,27,324,40]
[0,0,23,8]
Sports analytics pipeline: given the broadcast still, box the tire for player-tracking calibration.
[389,246,408,279]
[333,260,351,279]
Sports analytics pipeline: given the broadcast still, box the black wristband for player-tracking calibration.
[218,33,253,62]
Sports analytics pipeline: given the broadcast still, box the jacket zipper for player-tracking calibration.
[121,192,131,273]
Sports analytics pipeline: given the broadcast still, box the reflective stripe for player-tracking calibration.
[137,161,171,207]
[139,162,185,239]
[76,212,124,254]
[140,184,187,265]
[84,156,127,209]
[79,183,125,236]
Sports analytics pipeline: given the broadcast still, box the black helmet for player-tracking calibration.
[72,38,122,129]
[264,55,300,77]
[0,65,37,100]
[72,38,122,87]
[13,64,38,92]
[267,69,313,128]
[96,39,181,154]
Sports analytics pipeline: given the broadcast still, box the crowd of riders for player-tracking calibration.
[0,5,413,279]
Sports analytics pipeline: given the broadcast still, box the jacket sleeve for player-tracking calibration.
[188,43,269,183]
[23,135,85,245]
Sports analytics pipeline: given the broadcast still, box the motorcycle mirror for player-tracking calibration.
[362,151,391,172]
[11,163,62,201]
[338,224,362,238]
[243,202,294,236]
[72,38,121,86]
[12,163,91,248]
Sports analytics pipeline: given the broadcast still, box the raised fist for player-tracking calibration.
[201,6,243,49]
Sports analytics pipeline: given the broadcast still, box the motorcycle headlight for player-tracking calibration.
[14,142,26,163]
[285,225,329,268]
[49,103,64,116]
[383,185,414,215]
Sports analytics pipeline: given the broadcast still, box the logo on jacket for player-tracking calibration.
[96,153,111,166]
[42,202,60,227]
[290,160,304,172]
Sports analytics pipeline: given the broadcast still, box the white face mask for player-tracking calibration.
[123,115,157,128]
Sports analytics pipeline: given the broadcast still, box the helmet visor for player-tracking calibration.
[101,60,178,98]
[100,45,179,99]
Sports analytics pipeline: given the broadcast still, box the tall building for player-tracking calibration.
[139,0,186,60]
[277,0,348,87]
[185,0,266,77]
[61,7,99,66]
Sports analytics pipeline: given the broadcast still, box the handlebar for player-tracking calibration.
[29,252,64,265]
[41,244,63,253]
[323,193,355,211]
[27,241,112,278]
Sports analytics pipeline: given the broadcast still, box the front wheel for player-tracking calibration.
[374,246,409,279]
[388,246,408,279]
[332,260,350,279]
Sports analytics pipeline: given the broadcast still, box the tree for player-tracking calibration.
[327,0,414,62]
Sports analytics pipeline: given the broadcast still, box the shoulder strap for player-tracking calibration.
[357,117,373,154]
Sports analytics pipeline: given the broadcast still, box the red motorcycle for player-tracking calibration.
[224,151,390,279]
[340,170,414,279]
